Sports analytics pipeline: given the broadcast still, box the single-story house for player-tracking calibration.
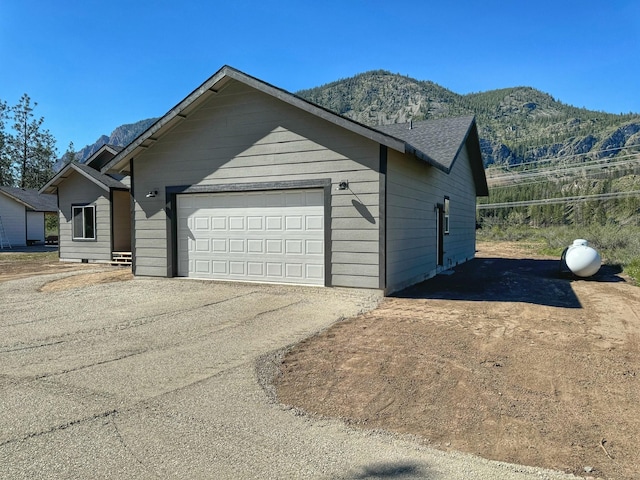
[43,65,488,294]
[40,145,131,263]
[0,186,57,247]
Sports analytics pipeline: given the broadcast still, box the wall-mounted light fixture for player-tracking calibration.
[337,180,349,191]
[146,190,158,198]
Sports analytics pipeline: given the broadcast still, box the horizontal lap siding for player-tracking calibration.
[133,81,381,287]
[58,172,111,262]
[443,146,478,263]
[386,145,478,294]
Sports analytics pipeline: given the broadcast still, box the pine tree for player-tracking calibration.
[62,141,77,165]
[0,100,13,186]
[6,94,57,189]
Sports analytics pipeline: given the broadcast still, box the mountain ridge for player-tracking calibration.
[70,71,640,169]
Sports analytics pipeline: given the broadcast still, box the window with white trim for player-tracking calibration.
[444,197,450,234]
[72,205,96,240]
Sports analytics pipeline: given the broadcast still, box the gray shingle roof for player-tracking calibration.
[377,116,488,196]
[377,116,475,171]
[39,162,128,194]
[72,162,128,189]
[0,186,57,212]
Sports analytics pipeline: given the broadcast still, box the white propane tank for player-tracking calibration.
[564,239,601,277]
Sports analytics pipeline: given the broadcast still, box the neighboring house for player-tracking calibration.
[40,145,131,263]
[0,186,57,247]
[45,66,488,293]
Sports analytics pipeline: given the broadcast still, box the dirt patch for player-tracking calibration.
[0,251,131,289]
[39,269,133,292]
[275,241,640,480]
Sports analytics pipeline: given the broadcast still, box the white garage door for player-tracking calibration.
[177,189,325,285]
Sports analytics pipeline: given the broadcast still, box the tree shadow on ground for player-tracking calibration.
[341,461,438,479]
[394,256,626,308]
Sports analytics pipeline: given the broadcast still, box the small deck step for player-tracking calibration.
[111,251,132,266]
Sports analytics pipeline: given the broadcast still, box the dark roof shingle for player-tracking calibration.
[377,116,476,172]
[0,186,57,211]
[377,116,488,195]
[39,162,128,194]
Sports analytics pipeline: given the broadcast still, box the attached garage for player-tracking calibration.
[97,66,488,294]
[176,189,325,285]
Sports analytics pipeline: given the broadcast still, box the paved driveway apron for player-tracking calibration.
[0,273,578,479]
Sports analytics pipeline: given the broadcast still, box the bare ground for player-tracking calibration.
[3,246,638,478]
[0,250,131,289]
[276,242,640,480]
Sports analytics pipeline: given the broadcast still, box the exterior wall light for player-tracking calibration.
[337,181,349,190]
[146,190,158,198]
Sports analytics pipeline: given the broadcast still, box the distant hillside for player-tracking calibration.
[297,70,640,167]
[71,71,640,170]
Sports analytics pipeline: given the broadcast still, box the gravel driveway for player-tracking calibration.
[0,272,579,479]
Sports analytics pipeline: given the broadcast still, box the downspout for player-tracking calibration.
[379,145,387,292]
[129,159,136,274]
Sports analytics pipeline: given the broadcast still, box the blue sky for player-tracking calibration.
[1,0,638,155]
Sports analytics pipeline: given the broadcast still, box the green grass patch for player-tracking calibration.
[625,258,640,285]
[0,251,58,264]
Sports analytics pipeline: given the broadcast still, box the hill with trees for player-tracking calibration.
[297,70,640,168]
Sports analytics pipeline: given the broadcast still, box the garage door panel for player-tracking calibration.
[247,216,263,230]
[247,262,263,276]
[194,260,211,274]
[266,216,283,230]
[212,239,227,252]
[229,239,245,253]
[285,239,303,255]
[285,216,303,230]
[195,238,209,252]
[229,262,245,275]
[306,239,324,255]
[194,216,209,230]
[307,264,324,279]
[229,217,244,230]
[212,217,227,230]
[177,189,324,285]
[266,263,283,277]
[306,215,323,230]
[285,263,303,278]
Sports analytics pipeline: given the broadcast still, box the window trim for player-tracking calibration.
[72,204,96,241]
[444,196,450,235]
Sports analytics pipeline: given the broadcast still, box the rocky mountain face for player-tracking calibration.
[73,71,640,170]
[75,118,157,163]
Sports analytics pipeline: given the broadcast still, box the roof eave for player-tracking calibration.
[465,120,489,196]
[40,163,112,194]
[405,144,449,173]
[0,189,31,209]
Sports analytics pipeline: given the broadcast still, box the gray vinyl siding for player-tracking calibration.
[443,146,479,264]
[132,81,381,288]
[58,171,112,262]
[386,144,477,294]
[0,194,26,246]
